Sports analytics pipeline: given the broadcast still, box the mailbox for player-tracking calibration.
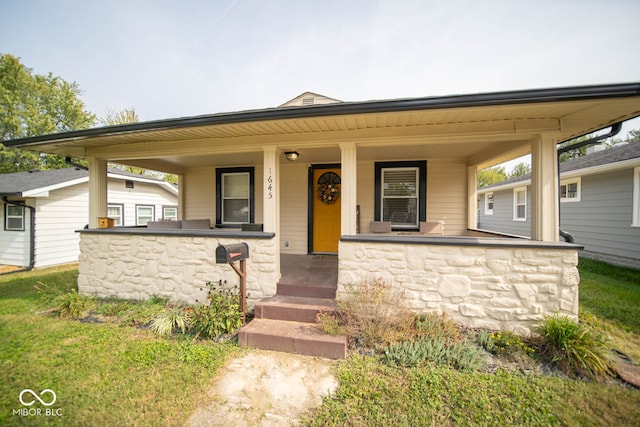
[216,243,249,264]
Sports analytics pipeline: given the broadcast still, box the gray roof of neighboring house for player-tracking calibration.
[482,142,640,190]
[0,167,171,196]
[0,167,88,196]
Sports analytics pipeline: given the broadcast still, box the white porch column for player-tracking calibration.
[262,147,279,233]
[530,135,559,241]
[340,142,357,235]
[88,157,108,228]
[467,165,478,229]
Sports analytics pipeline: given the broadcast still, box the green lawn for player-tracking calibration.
[0,266,239,426]
[1,259,639,426]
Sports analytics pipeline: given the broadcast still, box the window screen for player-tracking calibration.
[382,168,419,228]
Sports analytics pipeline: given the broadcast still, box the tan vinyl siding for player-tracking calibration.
[426,161,467,235]
[253,165,264,225]
[357,161,375,233]
[280,163,308,254]
[184,165,263,226]
[183,167,215,222]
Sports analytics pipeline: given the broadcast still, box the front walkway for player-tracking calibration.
[186,350,337,426]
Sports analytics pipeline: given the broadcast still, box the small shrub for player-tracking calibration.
[337,279,414,347]
[383,337,485,372]
[316,308,345,335]
[414,312,462,342]
[35,282,95,319]
[536,314,612,379]
[54,290,95,319]
[149,306,190,337]
[488,331,535,357]
[188,282,243,339]
[474,329,495,352]
[119,302,167,327]
[148,295,170,305]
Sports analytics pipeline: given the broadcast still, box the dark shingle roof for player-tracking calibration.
[0,167,88,196]
[482,143,640,190]
[0,167,168,196]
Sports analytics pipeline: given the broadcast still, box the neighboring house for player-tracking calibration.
[5,83,640,337]
[0,167,178,269]
[477,143,640,266]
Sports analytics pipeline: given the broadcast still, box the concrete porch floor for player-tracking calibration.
[279,254,338,289]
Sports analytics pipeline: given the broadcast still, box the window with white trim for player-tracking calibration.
[107,204,124,226]
[484,192,494,215]
[136,205,155,226]
[5,204,25,231]
[163,206,178,221]
[633,166,640,227]
[560,178,581,202]
[513,187,527,221]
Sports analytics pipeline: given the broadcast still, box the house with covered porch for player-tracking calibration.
[6,83,640,357]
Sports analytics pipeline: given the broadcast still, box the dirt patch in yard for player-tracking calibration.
[186,350,338,426]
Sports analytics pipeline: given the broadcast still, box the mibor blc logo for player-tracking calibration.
[13,389,62,418]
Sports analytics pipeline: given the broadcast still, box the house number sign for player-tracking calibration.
[267,168,273,199]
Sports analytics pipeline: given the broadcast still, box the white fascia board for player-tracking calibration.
[21,177,89,197]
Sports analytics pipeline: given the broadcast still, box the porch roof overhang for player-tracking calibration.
[5,83,640,173]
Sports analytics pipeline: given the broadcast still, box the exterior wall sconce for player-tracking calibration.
[125,180,134,189]
[284,151,299,161]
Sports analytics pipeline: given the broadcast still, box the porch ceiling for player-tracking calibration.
[6,84,640,173]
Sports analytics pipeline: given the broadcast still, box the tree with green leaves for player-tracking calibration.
[477,166,507,188]
[509,162,531,178]
[99,107,139,127]
[0,53,96,173]
[100,107,178,184]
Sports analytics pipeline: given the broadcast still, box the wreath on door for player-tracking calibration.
[317,171,341,204]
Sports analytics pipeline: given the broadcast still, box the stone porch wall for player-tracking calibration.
[338,237,580,335]
[77,230,278,307]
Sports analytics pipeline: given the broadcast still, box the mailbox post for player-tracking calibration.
[215,243,249,323]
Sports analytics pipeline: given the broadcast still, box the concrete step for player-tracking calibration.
[277,282,336,299]
[238,318,347,359]
[255,295,337,323]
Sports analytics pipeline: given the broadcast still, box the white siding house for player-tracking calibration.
[0,168,178,269]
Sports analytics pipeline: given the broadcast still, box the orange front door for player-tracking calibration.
[312,167,341,253]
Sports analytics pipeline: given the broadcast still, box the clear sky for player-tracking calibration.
[2,0,640,142]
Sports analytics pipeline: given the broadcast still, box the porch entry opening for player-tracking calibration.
[310,165,341,253]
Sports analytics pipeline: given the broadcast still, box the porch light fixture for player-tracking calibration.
[284,151,299,161]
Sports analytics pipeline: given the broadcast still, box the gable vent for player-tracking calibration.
[302,97,314,105]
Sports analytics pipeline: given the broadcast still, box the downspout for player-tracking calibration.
[1,197,36,273]
[556,122,623,243]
